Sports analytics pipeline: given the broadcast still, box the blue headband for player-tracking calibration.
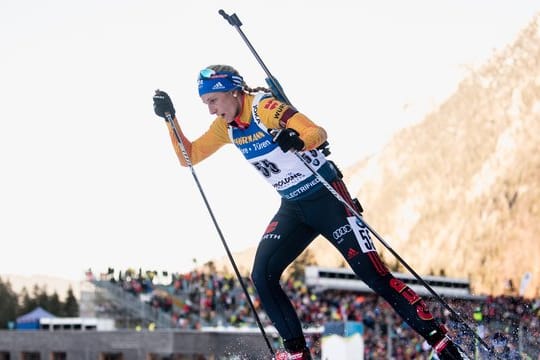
[198,69,243,96]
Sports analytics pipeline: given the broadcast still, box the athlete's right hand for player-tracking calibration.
[153,90,176,120]
[270,128,305,152]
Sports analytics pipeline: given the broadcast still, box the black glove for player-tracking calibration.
[270,128,305,152]
[153,89,175,120]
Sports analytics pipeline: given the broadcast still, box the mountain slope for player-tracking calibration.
[343,14,540,297]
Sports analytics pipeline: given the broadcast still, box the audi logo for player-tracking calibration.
[333,225,352,239]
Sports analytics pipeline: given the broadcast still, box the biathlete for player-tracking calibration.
[152,64,464,360]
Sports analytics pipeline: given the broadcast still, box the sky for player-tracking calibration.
[1,0,539,281]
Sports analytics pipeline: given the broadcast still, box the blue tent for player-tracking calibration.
[16,307,56,330]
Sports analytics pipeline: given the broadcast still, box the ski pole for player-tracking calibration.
[164,112,275,357]
[292,151,496,359]
[218,9,293,107]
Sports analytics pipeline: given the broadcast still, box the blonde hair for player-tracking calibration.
[205,64,272,95]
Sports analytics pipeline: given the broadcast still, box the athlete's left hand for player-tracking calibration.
[270,128,305,152]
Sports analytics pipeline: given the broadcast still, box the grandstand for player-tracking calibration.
[304,266,485,300]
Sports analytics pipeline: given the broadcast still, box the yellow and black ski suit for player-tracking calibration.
[167,92,447,354]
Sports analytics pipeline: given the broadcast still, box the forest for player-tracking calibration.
[0,277,79,329]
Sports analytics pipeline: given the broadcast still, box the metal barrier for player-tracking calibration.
[91,280,173,328]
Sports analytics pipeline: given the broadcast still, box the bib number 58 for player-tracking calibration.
[253,160,280,177]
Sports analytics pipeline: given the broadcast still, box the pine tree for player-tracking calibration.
[47,292,62,317]
[34,284,50,310]
[18,287,37,316]
[62,287,79,317]
[0,277,18,329]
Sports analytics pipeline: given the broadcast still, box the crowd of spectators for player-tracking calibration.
[91,267,540,359]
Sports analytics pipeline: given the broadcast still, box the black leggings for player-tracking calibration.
[251,179,441,343]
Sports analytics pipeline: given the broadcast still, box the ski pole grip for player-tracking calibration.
[218,9,242,27]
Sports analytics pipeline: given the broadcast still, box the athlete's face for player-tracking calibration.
[201,91,241,124]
